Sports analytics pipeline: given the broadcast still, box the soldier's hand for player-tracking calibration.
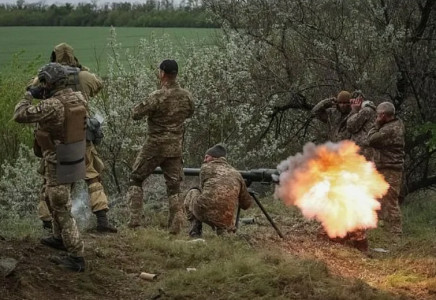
[24,91,33,101]
[350,97,362,112]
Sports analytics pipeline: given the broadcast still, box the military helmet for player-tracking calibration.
[38,62,68,90]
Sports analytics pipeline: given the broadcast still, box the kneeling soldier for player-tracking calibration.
[184,144,253,237]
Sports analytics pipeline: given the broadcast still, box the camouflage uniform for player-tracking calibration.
[312,98,351,142]
[346,101,377,161]
[313,96,367,248]
[13,90,85,257]
[368,118,405,235]
[184,157,253,233]
[126,80,194,232]
[32,43,109,221]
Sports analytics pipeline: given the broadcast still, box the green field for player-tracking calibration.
[0,26,218,73]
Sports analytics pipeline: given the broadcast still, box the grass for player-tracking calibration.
[1,191,435,299]
[0,26,219,74]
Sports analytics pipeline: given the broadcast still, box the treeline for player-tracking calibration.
[0,1,216,28]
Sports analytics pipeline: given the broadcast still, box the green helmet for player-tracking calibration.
[38,63,68,94]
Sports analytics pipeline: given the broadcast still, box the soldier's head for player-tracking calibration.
[336,90,351,114]
[351,90,365,100]
[376,102,396,125]
[38,63,68,97]
[204,144,227,163]
[158,59,178,83]
[50,43,82,68]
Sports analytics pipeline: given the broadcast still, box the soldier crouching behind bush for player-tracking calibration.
[184,144,254,237]
[14,63,86,272]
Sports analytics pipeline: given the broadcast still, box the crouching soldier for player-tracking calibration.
[184,144,253,237]
[14,63,86,272]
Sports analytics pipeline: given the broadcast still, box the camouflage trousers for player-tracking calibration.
[378,168,403,235]
[38,142,109,221]
[45,162,84,257]
[127,153,184,233]
[184,189,234,234]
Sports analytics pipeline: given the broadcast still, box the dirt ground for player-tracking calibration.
[1,224,435,300]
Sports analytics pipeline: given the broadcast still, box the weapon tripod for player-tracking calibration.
[235,184,284,239]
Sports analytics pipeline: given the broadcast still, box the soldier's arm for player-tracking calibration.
[199,163,212,188]
[13,93,55,123]
[132,92,158,120]
[78,71,103,98]
[238,177,253,210]
[187,93,195,118]
[346,107,373,134]
[368,125,392,148]
[311,98,334,123]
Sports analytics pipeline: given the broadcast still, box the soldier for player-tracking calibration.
[313,90,369,252]
[126,59,194,234]
[312,90,352,142]
[28,42,116,233]
[184,144,253,237]
[14,63,86,272]
[368,102,405,236]
[346,90,376,161]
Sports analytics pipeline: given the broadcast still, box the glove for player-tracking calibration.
[26,86,46,100]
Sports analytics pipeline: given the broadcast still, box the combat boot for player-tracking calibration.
[49,254,85,272]
[41,236,67,251]
[42,220,52,231]
[189,219,203,238]
[95,210,117,233]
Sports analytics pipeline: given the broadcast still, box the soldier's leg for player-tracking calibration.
[184,188,202,237]
[347,229,369,252]
[37,182,53,230]
[127,149,162,228]
[46,184,85,272]
[160,157,184,234]
[379,169,403,235]
[85,142,116,233]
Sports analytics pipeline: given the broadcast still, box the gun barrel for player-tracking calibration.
[153,167,278,183]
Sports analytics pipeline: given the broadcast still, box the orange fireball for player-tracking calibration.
[276,141,388,238]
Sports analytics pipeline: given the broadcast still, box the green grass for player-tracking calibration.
[2,192,435,299]
[0,26,219,73]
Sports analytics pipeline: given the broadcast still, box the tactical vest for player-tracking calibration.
[64,66,82,93]
[35,91,87,183]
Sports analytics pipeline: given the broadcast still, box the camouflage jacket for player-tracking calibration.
[132,81,194,157]
[13,89,87,161]
[312,98,351,142]
[346,101,376,160]
[194,157,253,229]
[368,118,405,170]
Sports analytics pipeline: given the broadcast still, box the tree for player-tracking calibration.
[203,0,436,195]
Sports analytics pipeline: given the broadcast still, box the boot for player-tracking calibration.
[41,236,67,251]
[42,220,52,231]
[189,219,203,238]
[353,238,369,253]
[49,254,85,272]
[95,210,117,233]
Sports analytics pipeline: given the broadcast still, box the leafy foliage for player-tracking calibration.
[0,1,216,28]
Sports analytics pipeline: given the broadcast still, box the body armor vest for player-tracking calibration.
[64,66,82,93]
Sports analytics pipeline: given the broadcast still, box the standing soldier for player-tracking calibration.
[126,59,194,234]
[312,90,352,142]
[28,42,116,233]
[368,102,405,236]
[312,90,369,252]
[14,63,86,272]
[346,90,376,161]
[184,144,253,237]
